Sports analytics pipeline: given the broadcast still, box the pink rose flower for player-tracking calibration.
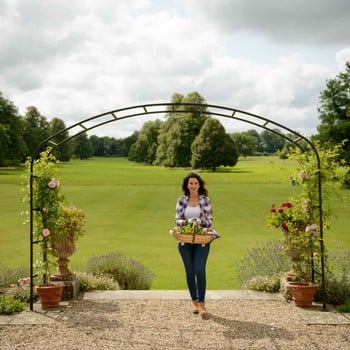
[18,277,30,284]
[42,228,50,237]
[310,223,318,231]
[306,223,318,232]
[298,170,307,180]
[48,178,60,189]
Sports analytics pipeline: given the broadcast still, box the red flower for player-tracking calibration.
[280,222,288,231]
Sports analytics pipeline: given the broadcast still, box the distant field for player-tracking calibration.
[1,157,349,289]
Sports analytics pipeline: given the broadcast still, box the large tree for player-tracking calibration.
[49,117,72,161]
[155,92,207,167]
[260,129,286,154]
[22,106,50,155]
[246,129,264,153]
[89,135,107,156]
[0,92,27,165]
[231,131,258,158]
[89,132,138,157]
[191,118,238,171]
[316,62,350,164]
[90,136,115,156]
[72,133,93,159]
[122,131,139,157]
[128,119,162,164]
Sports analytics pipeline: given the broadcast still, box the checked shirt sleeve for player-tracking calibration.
[199,196,213,228]
[175,196,187,226]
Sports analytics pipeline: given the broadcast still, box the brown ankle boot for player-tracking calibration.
[198,302,207,317]
[191,300,199,314]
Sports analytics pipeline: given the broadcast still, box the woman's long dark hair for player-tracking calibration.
[182,172,208,196]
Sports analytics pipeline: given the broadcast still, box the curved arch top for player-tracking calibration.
[34,102,312,158]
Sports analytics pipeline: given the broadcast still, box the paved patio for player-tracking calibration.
[1,291,350,349]
[1,290,349,326]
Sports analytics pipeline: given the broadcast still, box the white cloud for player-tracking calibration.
[336,49,350,70]
[0,0,349,139]
[186,0,350,45]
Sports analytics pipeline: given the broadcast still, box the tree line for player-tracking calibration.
[0,89,293,171]
[0,95,137,166]
[1,62,349,167]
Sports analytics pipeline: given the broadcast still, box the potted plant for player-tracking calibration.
[50,204,85,280]
[267,199,320,281]
[266,143,348,307]
[24,148,85,307]
[267,198,320,306]
[34,244,64,309]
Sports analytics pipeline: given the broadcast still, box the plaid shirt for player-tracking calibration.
[175,195,213,228]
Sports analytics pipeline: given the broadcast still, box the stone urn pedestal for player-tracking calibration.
[50,274,80,301]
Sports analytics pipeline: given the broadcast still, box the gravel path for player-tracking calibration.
[1,298,350,349]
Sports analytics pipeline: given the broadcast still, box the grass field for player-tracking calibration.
[1,157,349,289]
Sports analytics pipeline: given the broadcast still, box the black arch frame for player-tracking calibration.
[28,103,327,310]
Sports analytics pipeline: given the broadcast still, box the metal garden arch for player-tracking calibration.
[29,103,327,310]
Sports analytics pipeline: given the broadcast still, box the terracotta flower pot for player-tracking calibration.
[36,284,64,309]
[288,281,319,307]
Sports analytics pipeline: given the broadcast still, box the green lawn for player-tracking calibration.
[1,157,349,289]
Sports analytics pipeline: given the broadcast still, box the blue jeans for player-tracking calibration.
[178,243,210,302]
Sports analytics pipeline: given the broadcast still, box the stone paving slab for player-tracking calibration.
[294,303,350,325]
[0,301,69,325]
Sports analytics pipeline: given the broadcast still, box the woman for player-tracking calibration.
[175,172,213,317]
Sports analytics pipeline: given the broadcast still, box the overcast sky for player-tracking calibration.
[1,0,349,138]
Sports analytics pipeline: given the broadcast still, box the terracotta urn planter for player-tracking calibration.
[36,284,64,309]
[51,237,76,280]
[288,281,319,307]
